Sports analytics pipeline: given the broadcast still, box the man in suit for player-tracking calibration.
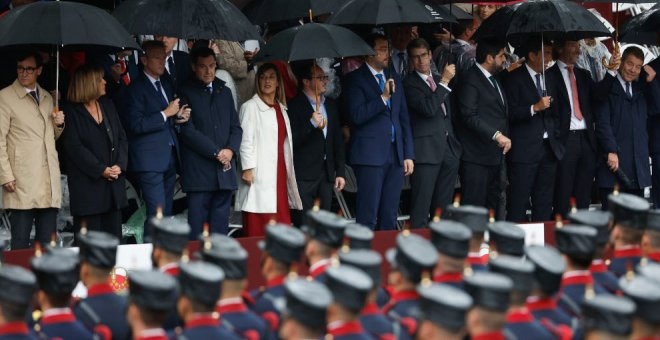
[345,33,415,231]
[645,57,660,208]
[155,36,192,90]
[503,38,562,222]
[126,40,190,233]
[433,20,477,80]
[390,25,413,78]
[178,46,242,237]
[403,38,461,228]
[455,38,510,212]
[289,60,345,226]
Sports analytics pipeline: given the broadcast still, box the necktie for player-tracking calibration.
[489,76,502,103]
[626,82,632,99]
[207,85,213,94]
[566,66,584,121]
[535,73,543,98]
[154,80,168,107]
[117,58,130,86]
[28,90,38,104]
[398,52,406,77]
[375,73,394,142]
[168,56,176,82]
[426,76,437,92]
[587,55,599,82]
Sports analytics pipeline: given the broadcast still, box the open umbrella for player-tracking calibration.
[113,0,258,41]
[245,0,344,25]
[328,0,457,25]
[0,0,139,109]
[620,7,660,45]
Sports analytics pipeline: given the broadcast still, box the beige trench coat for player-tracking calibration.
[237,94,302,213]
[0,80,63,209]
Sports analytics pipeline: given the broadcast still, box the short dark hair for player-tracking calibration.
[622,46,644,64]
[191,39,210,51]
[16,49,43,67]
[141,40,166,55]
[407,38,431,56]
[291,59,315,84]
[476,38,505,64]
[190,46,215,65]
[519,37,552,61]
[0,299,29,322]
[46,293,72,308]
[451,21,471,40]
[136,305,168,328]
[551,38,577,61]
[365,33,388,50]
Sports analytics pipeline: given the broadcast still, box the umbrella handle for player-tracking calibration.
[602,1,620,71]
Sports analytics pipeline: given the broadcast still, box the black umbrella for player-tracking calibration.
[471,5,517,42]
[327,0,457,25]
[113,0,259,41]
[620,7,660,45]
[245,0,344,25]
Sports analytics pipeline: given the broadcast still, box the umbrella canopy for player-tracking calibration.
[327,0,457,25]
[113,0,259,41]
[254,23,375,62]
[245,0,344,25]
[0,1,139,51]
[620,7,660,45]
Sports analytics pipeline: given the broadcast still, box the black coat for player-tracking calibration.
[62,97,128,216]
[162,50,192,90]
[288,92,345,182]
[178,77,242,192]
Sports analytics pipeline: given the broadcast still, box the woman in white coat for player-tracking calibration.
[238,63,302,236]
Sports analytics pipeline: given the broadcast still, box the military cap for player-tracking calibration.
[150,216,190,254]
[638,262,660,283]
[429,220,471,258]
[620,275,660,324]
[418,283,473,331]
[568,210,611,245]
[78,230,119,268]
[464,271,513,312]
[31,248,79,295]
[555,224,598,258]
[608,192,649,230]
[201,234,247,279]
[179,261,225,306]
[489,255,535,293]
[128,270,178,311]
[488,222,525,256]
[0,265,36,305]
[582,295,635,335]
[325,264,373,312]
[344,223,374,250]
[445,204,489,233]
[524,245,565,295]
[282,278,332,330]
[386,232,438,283]
[303,209,348,248]
[258,224,305,264]
[646,209,660,232]
[338,248,382,287]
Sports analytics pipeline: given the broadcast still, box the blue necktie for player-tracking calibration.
[375,73,395,143]
[535,74,543,98]
[207,85,213,94]
[626,82,632,99]
[154,80,168,107]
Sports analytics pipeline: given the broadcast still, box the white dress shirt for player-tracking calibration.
[525,64,548,139]
[555,60,587,130]
[144,71,170,122]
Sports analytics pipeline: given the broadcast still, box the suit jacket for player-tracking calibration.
[503,65,563,163]
[455,64,509,166]
[162,50,192,90]
[403,71,461,164]
[125,72,179,172]
[344,64,414,166]
[288,91,345,182]
[644,57,660,154]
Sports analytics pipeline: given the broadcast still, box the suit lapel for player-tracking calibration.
[361,65,384,98]
[476,67,505,109]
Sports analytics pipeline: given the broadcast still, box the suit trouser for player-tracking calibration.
[353,144,404,230]
[187,190,233,239]
[291,166,334,227]
[651,153,660,208]
[137,149,177,237]
[507,141,557,222]
[460,161,502,212]
[9,208,57,250]
[554,131,596,216]
[410,147,459,228]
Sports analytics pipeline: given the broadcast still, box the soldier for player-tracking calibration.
[302,209,347,282]
[0,265,37,340]
[31,249,97,339]
[643,209,660,263]
[428,220,471,289]
[555,224,609,317]
[175,261,240,339]
[338,249,396,339]
[581,295,636,340]
[417,283,473,340]
[487,222,526,257]
[149,216,190,276]
[620,273,660,339]
[569,209,619,293]
[73,230,129,340]
[278,277,332,340]
[445,203,490,271]
[489,255,555,340]
[344,223,374,250]
[464,271,515,340]
[637,262,660,282]
[384,232,438,336]
[202,234,267,339]
[126,270,178,340]
[324,265,373,339]
[608,192,650,277]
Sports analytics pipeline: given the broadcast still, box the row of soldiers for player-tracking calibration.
[0,190,659,339]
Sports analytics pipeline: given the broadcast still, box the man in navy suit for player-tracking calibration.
[344,33,414,231]
[155,36,192,91]
[126,40,190,234]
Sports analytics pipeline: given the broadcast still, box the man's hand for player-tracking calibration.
[507,58,525,73]
[102,167,119,181]
[382,79,395,101]
[175,104,191,124]
[610,51,622,70]
[242,169,254,185]
[164,98,181,118]
[533,96,552,112]
[335,177,346,191]
[3,180,15,193]
[404,159,414,176]
[495,134,512,154]
[244,48,259,63]
[209,41,221,55]
[607,152,619,172]
[644,65,657,83]
[110,63,123,82]
[432,28,452,43]
[52,110,64,126]
[217,149,234,165]
[311,111,323,126]
[441,64,456,85]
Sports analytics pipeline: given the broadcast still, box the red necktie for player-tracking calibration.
[426,75,437,92]
[566,65,583,121]
[118,58,130,86]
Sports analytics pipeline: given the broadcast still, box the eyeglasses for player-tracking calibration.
[312,75,329,82]
[17,66,38,74]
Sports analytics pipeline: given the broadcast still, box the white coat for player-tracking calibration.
[237,94,302,213]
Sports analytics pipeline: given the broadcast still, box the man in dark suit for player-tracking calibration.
[403,38,461,228]
[503,38,563,222]
[126,40,190,235]
[155,36,192,90]
[344,33,415,230]
[178,47,242,237]
[643,57,660,207]
[289,60,345,225]
[433,20,477,80]
[455,38,510,212]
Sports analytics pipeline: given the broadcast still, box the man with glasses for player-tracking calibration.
[289,60,345,225]
[0,50,65,250]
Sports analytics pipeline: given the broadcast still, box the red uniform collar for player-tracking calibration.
[389,290,419,302]
[0,322,29,335]
[41,308,76,325]
[327,320,364,336]
[309,260,330,278]
[161,263,180,277]
[561,271,593,286]
[360,302,381,316]
[589,260,608,273]
[646,252,660,262]
[267,274,287,288]
[526,297,557,311]
[185,314,219,329]
[216,299,248,313]
[471,330,505,340]
[467,253,488,265]
[506,308,534,323]
[433,272,463,283]
[87,283,115,297]
[613,246,642,259]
